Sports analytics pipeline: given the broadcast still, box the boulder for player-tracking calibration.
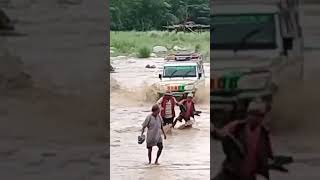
[153,46,167,53]
[145,64,156,69]
[173,45,187,51]
[110,65,115,72]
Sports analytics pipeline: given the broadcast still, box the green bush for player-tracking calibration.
[110,31,209,61]
[195,44,201,52]
[111,40,136,53]
[138,46,151,58]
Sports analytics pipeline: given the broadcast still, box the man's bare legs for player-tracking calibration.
[155,143,163,165]
[148,147,152,164]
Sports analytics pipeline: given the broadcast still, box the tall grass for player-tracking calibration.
[110,31,210,61]
[138,46,151,58]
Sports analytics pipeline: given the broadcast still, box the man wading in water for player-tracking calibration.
[212,99,275,180]
[141,104,167,165]
[157,90,180,130]
[173,93,197,128]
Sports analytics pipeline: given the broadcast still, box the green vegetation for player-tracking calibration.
[110,0,210,60]
[138,46,151,58]
[110,0,209,31]
[110,31,210,61]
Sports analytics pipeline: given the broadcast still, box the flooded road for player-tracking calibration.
[110,58,210,179]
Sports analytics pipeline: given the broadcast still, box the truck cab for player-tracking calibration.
[155,52,206,100]
[211,0,304,127]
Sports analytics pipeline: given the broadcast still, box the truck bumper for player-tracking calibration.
[158,90,194,100]
[211,89,272,127]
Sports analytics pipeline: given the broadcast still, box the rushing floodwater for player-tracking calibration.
[110,58,210,180]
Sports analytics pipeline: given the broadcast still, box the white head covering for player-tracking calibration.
[187,93,193,97]
[247,98,266,113]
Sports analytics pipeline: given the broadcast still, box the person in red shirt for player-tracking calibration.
[173,93,196,128]
[212,98,274,180]
[156,90,179,127]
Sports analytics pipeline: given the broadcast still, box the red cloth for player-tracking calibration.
[160,96,175,118]
[183,99,195,119]
[240,125,261,179]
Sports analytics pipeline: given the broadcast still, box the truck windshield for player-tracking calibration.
[163,66,197,78]
[211,14,276,50]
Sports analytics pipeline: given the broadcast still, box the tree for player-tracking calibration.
[110,0,209,31]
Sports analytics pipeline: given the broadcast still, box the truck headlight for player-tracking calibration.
[185,84,194,91]
[238,73,270,90]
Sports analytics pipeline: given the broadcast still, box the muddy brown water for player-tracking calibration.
[110,58,210,179]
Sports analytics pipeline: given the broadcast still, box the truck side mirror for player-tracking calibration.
[159,74,162,80]
[283,37,293,56]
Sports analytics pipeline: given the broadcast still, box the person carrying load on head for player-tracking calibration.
[156,90,180,127]
[173,93,197,128]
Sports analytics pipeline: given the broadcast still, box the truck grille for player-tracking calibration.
[211,90,240,97]
[211,76,240,91]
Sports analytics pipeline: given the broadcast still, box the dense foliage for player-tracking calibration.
[110,0,210,31]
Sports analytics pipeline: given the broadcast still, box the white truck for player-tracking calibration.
[211,0,304,127]
[154,52,206,100]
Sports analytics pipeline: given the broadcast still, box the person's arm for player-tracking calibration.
[173,97,179,105]
[156,97,163,105]
[179,99,186,105]
[141,116,149,136]
[192,102,196,114]
[212,120,243,140]
[141,127,146,136]
[156,97,164,112]
[212,127,224,140]
[160,117,166,139]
